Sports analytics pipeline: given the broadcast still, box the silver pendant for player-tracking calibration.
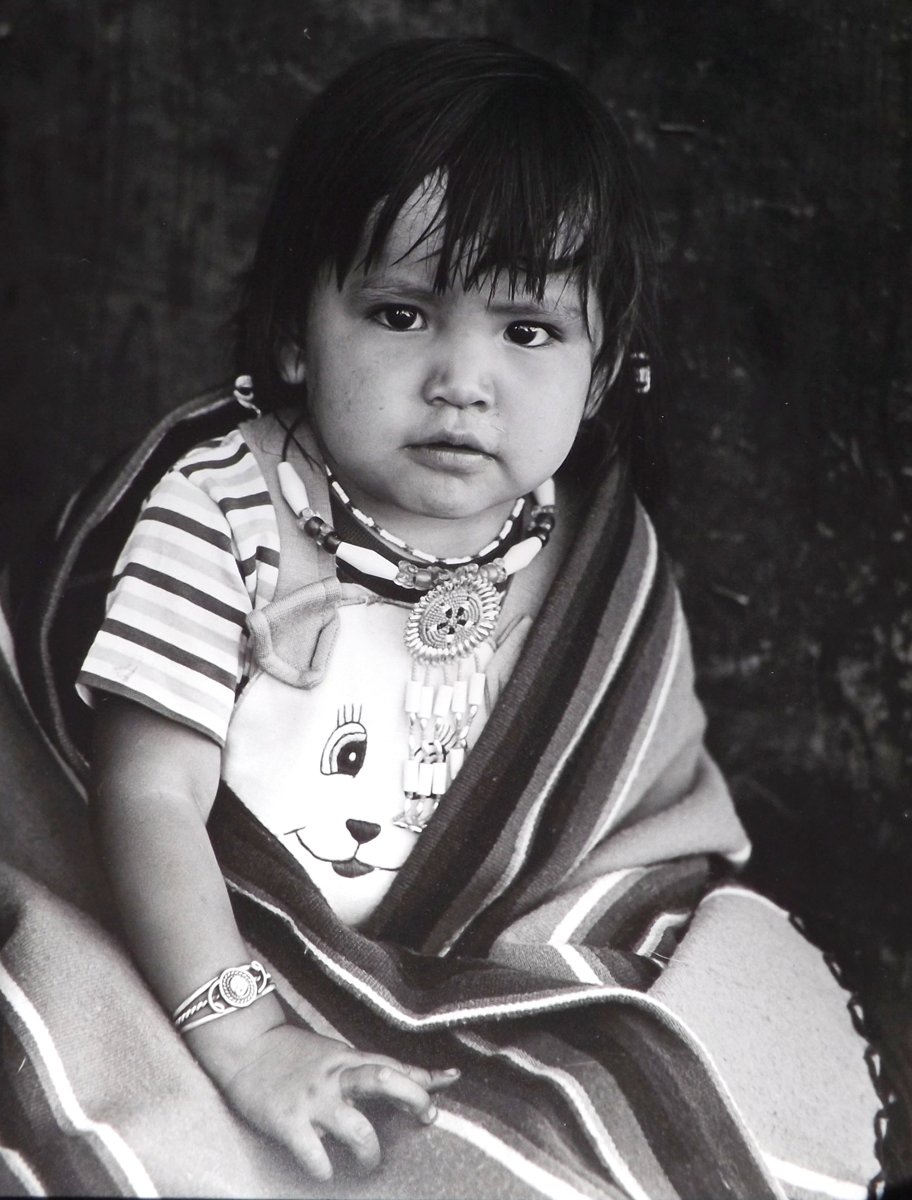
[404,567,501,664]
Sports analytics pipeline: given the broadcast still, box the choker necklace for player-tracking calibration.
[326,465,526,567]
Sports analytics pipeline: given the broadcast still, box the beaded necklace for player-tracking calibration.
[326,465,526,567]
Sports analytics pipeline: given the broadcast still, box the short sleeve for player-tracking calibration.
[77,432,279,745]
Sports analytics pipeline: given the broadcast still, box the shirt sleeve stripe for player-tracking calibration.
[107,590,243,668]
[79,429,280,746]
[218,491,273,514]
[179,439,250,475]
[116,563,248,627]
[138,505,234,554]
[82,642,234,723]
[116,530,252,608]
[100,619,238,689]
[237,545,281,580]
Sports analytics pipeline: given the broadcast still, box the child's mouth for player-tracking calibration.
[408,439,493,469]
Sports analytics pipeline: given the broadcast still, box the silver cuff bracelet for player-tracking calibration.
[173,961,275,1033]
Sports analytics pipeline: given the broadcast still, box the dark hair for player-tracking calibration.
[237,37,661,492]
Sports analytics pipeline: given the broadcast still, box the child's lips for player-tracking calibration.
[407,435,495,469]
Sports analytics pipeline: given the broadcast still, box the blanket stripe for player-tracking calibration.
[763,1157,867,1200]
[432,1108,614,1200]
[0,963,157,1198]
[437,515,661,947]
[0,1147,45,1198]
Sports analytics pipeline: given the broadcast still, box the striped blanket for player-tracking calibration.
[0,452,880,1198]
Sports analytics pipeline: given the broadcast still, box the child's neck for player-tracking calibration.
[332,483,520,561]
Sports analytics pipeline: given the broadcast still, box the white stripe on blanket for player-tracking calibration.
[548,868,641,982]
[0,963,158,1198]
[550,868,640,944]
[636,908,692,958]
[552,945,602,985]
[434,1109,594,1200]
[587,591,685,850]
[763,1154,868,1200]
[456,1029,652,1200]
[0,1146,45,1197]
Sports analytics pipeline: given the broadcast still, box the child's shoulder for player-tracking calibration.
[168,426,258,487]
[155,426,275,512]
[142,426,279,566]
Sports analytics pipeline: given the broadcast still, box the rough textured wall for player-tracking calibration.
[2,0,910,1142]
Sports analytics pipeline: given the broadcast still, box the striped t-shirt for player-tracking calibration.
[78,430,281,745]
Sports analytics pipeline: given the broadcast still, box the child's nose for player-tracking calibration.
[423,338,494,409]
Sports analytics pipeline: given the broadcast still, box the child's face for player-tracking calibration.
[296,185,602,551]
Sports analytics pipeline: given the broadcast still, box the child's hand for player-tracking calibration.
[220,1024,459,1180]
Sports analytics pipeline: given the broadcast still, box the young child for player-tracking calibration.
[80,37,880,1198]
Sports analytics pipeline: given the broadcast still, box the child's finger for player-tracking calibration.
[279,1118,333,1182]
[321,1102,382,1171]
[387,1063,461,1092]
[413,1066,461,1092]
[340,1063,439,1122]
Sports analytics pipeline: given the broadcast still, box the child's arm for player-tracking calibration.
[92,696,457,1181]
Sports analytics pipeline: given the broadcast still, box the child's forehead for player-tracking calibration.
[348,178,590,308]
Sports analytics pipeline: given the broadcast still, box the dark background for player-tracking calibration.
[2,0,911,1170]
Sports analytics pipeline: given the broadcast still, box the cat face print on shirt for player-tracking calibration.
[221,600,427,927]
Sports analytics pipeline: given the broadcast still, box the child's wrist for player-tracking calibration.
[183,992,287,1084]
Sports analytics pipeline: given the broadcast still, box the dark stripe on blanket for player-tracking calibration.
[557,1006,781,1200]
[456,552,676,960]
[463,1023,672,1197]
[0,1019,123,1197]
[583,857,710,952]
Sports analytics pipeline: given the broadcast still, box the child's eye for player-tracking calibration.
[372,305,426,332]
[505,322,556,348]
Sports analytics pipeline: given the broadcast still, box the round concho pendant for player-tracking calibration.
[404,571,502,664]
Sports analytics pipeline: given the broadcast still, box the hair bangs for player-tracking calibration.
[356,76,615,330]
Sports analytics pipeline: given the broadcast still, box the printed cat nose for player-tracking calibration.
[346,819,381,845]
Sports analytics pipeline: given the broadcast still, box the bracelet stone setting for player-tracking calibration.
[173,961,275,1033]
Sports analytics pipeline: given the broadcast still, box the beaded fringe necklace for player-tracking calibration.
[273,422,555,834]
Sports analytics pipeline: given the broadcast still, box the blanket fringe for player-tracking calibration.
[788,913,892,1199]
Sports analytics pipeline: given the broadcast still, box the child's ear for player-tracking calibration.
[277,342,307,385]
[583,346,624,419]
